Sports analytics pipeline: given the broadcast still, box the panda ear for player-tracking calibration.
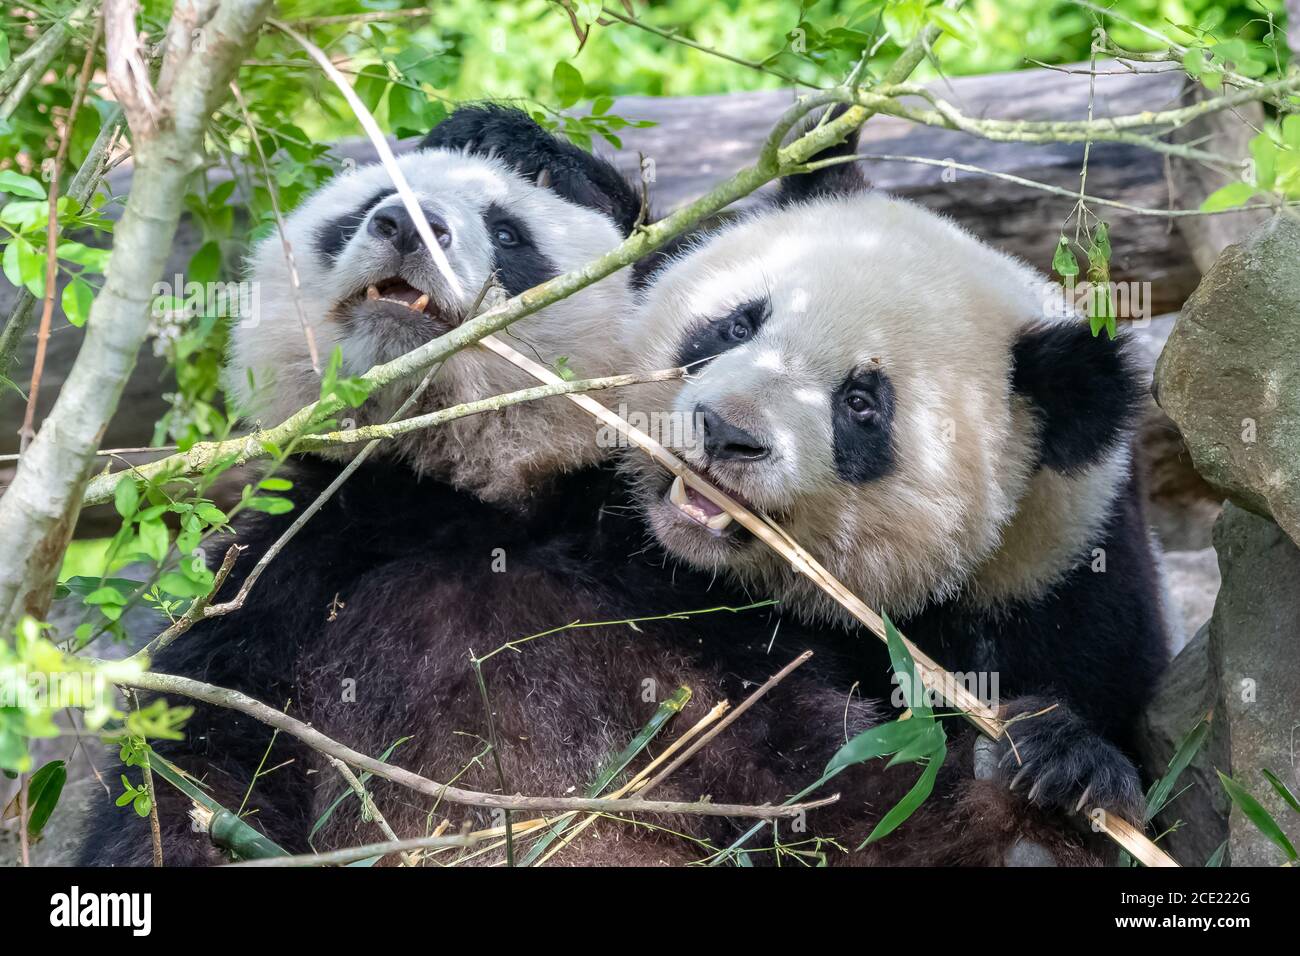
[774,105,870,206]
[1010,322,1143,474]
[419,103,642,236]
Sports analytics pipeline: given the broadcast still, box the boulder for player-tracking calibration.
[1155,215,1300,547]
[1139,504,1300,866]
[1207,504,1300,866]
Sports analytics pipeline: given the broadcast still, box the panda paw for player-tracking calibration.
[996,695,1145,823]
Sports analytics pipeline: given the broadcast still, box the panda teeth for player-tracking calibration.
[668,475,735,533]
[706,511,734,531]
[366,285,380,300]
[669,474,691,508]
[411,294,430,312]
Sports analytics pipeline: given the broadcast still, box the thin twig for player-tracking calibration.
[327,756,400,844]
[0,0,97,119]
[535,701,730,865]
[639,651,812,795]
[598,4,814,89]
[229,831,477,867]
[100,667,839,820]
[469,652,514,866]
[81,368,683,501]
[17,14,101,453]
[229,81,320,374]
[794,152,1295,218]
[129,544,243,663]
[122,688,164,866]
[17,773,29,866]
[0,107,124,382]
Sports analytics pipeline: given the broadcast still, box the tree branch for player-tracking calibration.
[104,668,840,821]
[0,0,275,638]
[0,0,97,120]
[81,368,684,502]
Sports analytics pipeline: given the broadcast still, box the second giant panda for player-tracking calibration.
[622,124,1169,832]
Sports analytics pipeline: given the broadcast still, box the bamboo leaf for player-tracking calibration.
[861,741,947,846]
[1261,768,1300,814]
[1217,770,1297,861]
[1145,713,1210,821]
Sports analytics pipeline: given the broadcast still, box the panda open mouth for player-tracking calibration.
[357,277,443,320]
[664,472,755,537]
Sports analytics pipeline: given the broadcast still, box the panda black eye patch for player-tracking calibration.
[315,188,392,262]
[672,298,769,368]
[831,366,896,483]
[484,202,558,297]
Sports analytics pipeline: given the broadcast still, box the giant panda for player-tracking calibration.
[75,106,1142,869]
[75,107,904,867]
[621,123,1169,834]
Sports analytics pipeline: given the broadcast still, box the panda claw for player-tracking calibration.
[1074,785,1093,815]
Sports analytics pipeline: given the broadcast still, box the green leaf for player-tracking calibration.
[196,503,228,525]
[884,721,945,768]
[1249,134,1277,192]
[138,518,170,564]
[0,31,9,72]
[928,6,973,45]
[1282,114,1300,153]
[0,371,25,401]
[1145,714,1209,821]
[1217,770,1297,861]
[0,170,45,199]
[56,241,111,271]
[823,718,928,777]
[0,200,47,228]
[1204,840,1227,867]
[1051,236,1079,278]
[258,477,293,492]
[3,237,45,296]
[862,742,947,846]
[61,276,95,327]
[1200,181,1256,212]
[245,495,294,515]
[83,586,129,607]
[188,241,222,285]
[114,477,140,519]
[24,759,67,837]
[1260,769,1300,814]
[884,611,930,719]
[157,572,212,599]
[1181,47,1205,79]
[553,61,584,109]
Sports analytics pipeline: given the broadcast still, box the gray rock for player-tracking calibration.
[1139,504,1300,866]
[1206,504,1300,866]
[1155,215,1300,548]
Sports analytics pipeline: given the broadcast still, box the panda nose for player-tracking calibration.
[697,404,770,461]
[367,202,452,254]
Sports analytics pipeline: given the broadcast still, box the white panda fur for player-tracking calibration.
[620,144,1170,835]
[625,191,1134,623]
[227,147,631,503]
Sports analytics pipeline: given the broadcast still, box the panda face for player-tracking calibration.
[226,147,632,501]
[624,192,1134,620]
